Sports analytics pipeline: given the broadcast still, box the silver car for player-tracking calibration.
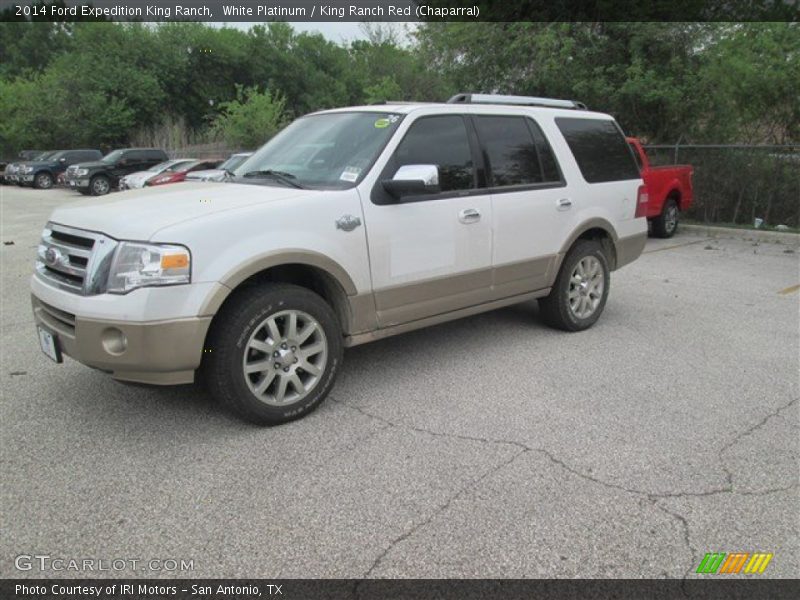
[184,152,252,182]
[119,159,197,190]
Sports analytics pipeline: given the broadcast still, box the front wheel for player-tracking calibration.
[90,175,111,196]
[203,283,343,425]
[34,172,54,189]
[538,239,610,332]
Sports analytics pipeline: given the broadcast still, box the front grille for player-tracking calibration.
[35,223,116,295]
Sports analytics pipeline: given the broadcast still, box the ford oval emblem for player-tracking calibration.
[44,247,62,266]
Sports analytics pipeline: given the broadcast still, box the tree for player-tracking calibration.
[210,86,289,149]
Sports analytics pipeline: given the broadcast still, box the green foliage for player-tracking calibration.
[210,86,289,149]
[0,21,796,167]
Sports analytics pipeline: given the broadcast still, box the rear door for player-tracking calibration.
[362,114,493,327]
[473,114,571,294]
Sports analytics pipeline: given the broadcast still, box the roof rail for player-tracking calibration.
[447,93,587,110]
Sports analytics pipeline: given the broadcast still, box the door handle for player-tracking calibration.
[458,208,481,224]
[557,198,573,211]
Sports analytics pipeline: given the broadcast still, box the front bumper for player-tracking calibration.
[66,178,90,190]
[32,294,212,385]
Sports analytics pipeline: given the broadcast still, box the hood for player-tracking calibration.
[72,160,110,170]
[18,160,53,168]
[122,170,155,181]
[185,169,224,179]
[49,182,314,240]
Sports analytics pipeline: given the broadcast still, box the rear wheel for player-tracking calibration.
[652,198,679,238]
[34,171,54,189]
[538,239,610,332]
[90,175,111,196]
[203,283,343,425]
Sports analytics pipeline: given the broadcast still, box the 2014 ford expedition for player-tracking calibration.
[32,94,648,425]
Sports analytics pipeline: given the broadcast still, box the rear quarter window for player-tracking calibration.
[556,118,640,183]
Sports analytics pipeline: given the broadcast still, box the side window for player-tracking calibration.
[526,119,562,183]
[556,118,640,183]
[122,150,140,163]
[393,115,474,193]
[474,116,544,187]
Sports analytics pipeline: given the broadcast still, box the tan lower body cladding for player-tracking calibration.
[346,231,647,346]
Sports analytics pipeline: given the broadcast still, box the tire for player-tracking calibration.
[538,239,610,332]
[33,171,53,189]
[203,283,343,425]
[651,197,679,238]
[89,174,111,196]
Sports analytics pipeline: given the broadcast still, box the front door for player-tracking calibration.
[362,114,493,328]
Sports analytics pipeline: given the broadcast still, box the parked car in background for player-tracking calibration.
[5,151,57,185]
[119,159,198,190]
[19,150,46,161]
[627,137,693,238]
[145,159,222,187]
[65,148,169,196]
[17,149,103,189]
[185,152,252,182]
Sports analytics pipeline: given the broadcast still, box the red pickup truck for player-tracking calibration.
[627,137,694,238]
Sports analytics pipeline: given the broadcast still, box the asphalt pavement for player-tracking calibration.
[1,184,798,578]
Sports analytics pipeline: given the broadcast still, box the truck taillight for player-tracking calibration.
[635,185,649,218]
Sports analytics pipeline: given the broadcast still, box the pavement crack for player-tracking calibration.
[648,498,696,586]
[332,395,799,508]
[359,447,529,580]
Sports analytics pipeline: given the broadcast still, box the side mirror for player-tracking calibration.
[59,157,67,164]
[382,164,440,200]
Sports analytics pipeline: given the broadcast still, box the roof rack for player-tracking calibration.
[446,93,587,110]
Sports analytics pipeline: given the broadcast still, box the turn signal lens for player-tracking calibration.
[161,254,189,269]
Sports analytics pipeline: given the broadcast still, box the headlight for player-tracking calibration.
[75,168,89,176]
[106,242,191,294]
[22,166,34,173]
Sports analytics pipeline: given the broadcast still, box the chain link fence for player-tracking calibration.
[643,144,800,228]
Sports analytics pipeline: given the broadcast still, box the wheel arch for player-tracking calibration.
[558,218,619,271]
[202,252,363,338]
[665,187,682,210]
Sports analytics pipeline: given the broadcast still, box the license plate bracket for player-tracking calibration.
[38,326,63,363]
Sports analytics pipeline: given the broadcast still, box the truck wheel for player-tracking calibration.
[652,198,679,238]
[203,283,343,425]
[538,239,610,332]
[90,175,111,196]
[34,172,54,189]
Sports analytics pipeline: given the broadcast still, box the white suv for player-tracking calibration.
[32,94,648,425]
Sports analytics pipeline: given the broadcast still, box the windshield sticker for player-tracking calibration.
[340,166,361,182]
[374,118,391,129]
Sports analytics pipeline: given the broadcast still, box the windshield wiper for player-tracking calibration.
[241,169,304,189]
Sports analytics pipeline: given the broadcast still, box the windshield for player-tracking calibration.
[103,150,125,162]
[148,159,192,172]
[34,151,55,161]
[234,112,403,189]
[219,154,251,172]
[48,151,66,161]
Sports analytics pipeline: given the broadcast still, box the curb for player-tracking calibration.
[680,224,800,245]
